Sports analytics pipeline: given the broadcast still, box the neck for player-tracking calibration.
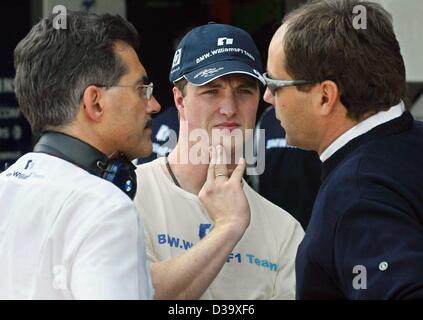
[317,112,359,156]
[167,144,236,195]
[52,124,114,157]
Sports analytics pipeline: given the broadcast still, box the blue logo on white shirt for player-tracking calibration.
[198,224,213,239]
[24,160,34,170]
[124,180,133,192]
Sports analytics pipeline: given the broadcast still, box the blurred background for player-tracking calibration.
[1,0,422,170]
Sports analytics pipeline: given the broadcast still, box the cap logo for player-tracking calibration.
[217,37,233,46]
[169,24,264,85]
[194,67,224,79]
[172,48,182,68]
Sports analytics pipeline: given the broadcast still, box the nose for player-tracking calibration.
[219,95,238,118]
[263,87,274,106]
[147,96,161,114]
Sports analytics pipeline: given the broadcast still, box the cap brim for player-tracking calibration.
[182,60,265,86]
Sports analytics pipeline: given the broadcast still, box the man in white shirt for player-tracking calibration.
[134,23,304,300]
[264,0,423,299]
[0,11,161,299]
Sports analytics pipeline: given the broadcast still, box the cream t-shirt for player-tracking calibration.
[134,157,304,299]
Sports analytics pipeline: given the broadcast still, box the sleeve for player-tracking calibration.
[272,220,305,300]
[70,202,154,300]
[132,188,158,264]
[334,198,423,299]
[143,219,159,264]
[132,171,160,264]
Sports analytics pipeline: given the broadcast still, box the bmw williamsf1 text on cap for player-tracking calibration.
[169,22,265,86]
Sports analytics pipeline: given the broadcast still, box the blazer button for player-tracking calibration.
[379,261,388,271]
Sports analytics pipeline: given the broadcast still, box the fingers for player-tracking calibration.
[229,157,246,183]
[206,145,241,186]
[214,145,228,181]
[206,146,216,183]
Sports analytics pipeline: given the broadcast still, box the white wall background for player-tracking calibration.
[376,0,423,82]
[42,0,126,19]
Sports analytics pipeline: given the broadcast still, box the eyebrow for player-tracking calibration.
[201,79,258,90]
[201,83,223,89]
[238,79,259,89]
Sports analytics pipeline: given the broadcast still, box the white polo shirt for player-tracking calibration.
[0,153,154,300]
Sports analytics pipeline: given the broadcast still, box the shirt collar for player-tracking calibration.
[320,101,406,162]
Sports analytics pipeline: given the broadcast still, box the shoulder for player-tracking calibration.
[135,158,164,183]
[59,173,139,247]
[2,153,138,242]
[36,153,135,210]
[332,131,422,195]
[59,173,137,229]
[319,127,423,221]
[136,157,161,171]
[340,119,423,174]
[243,181,304,235]
[134,158,170,208]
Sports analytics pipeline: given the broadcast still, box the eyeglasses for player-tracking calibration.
[262,73,315,95]
[97,82,154,100]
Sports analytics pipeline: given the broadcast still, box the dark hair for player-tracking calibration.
[14,11,140,133]
[282,0,406,120]
[174,78,188,96]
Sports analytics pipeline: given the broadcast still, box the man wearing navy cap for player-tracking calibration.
[133,23,304,299]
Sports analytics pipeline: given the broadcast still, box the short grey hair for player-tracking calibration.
[14,11,140,133]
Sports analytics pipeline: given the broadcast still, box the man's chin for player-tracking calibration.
[133,141,153,160]
[285,135,298,149]
[285,135,311,151]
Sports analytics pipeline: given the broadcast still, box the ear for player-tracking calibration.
[81,85,105,122]
[173,86,186,120]
[319,80,340,116]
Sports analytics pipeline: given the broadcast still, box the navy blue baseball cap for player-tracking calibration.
[169,23,265,86]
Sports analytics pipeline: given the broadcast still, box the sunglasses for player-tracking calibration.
[262,73,315,95]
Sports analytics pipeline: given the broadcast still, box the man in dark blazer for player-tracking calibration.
[264,0,423,299]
